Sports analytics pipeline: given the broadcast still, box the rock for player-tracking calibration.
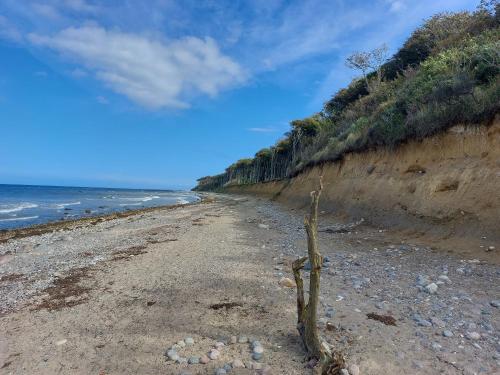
[185,337,194,346]
[279,277,296,288]
[438,275,451,283]
[375,302,384,310]
[430,317,446,328]
[232,359,245,368]
[238,336,248,343]
[223,364,232,372]
[465,331,481,340]
[251,340,261,348]
[348,364,360,375]
[487,246,495,251]
[230,336,237,344]
[208,349,220,360]
[252,352,263,361]
[425,283,438,294]
[443,330,454,337]
[416,275,430,286]
[417,319,432,327]
[176,357,188,364]
[188,357,199,364]
[431,342,442,351]
[340,369,350,375]
[258,224,269,229]
[199,355,210,364]
[490,300,500,308]
[177,340,186,348]
[55,339,67,346]
[215,369,227,375]
[215,341,225,349]
[166,349,178,361]
[325,307,336,318]
[253,345,264,354]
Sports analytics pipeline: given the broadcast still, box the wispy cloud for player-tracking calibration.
[247,127,278,133]
[28,26,246,109]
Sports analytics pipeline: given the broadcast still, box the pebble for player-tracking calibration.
[252,352,263,361]
[166,349,178,361]
[208,349,220,360]
[279,277,296,288]
[443,330,454,337]
[340,369,349,375]
[258,224,269,229]
[416,275,430,286]
[325,307,336,318]
[188,357,199,364]
[55,339,67,346]
[185,337,194,346]
[438,275,451,283]
[490,300,500,308]
[214,369,227,375]
[223,363,232,372]
[215,341,225,349]
[348,364,360,375]
[430,317,446,328]
[230,336,237,344]
[253,345,264,354]
[251,340,261,348]
[232,359,245,368]
[177,340,186,348]
[425,283,438,294]
[176,357,187,364]
[465,331,481,340]
[238,336,248,343]
[199,355,210,364]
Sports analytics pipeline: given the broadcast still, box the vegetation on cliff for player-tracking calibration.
[195,2,499,191]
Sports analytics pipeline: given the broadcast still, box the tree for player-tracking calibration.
[346,44,389,91]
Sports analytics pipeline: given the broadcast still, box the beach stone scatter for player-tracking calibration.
[165,335,268,372]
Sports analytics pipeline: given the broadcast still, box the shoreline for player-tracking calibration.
[0,196,206,244]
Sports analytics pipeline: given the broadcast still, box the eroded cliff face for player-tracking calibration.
[225,121,500,242]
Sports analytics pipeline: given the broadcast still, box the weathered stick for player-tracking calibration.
[293,177,346,374]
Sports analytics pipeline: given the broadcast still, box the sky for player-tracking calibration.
[0,0,479,190]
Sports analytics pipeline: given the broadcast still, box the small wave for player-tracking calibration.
[119,203,143,206]
[120,196,160,202]
[48,201,81,209]
[177,199,190,204]
[0,202,39,214]
[0,215,39,222]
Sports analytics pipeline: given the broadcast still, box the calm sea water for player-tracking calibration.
[0,184,200,230]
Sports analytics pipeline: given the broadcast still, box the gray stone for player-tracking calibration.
[215,369,227,375]
[443,330,454,337]
[465,331,481,340]
[230,336,237,344]
[188,357,200,364]
[416,275,430,286]
[223,363,232,372]
[208,349,220,360]
[238,336,248,343]
[185,337,195,346]
[252,352,263,361]
[176,357,187,364]
[325,307,336,318]
[253,345,264,354]
[490,300,500,308]
[340,369,349,375]
[430,317,446,328]
[425,283,438,294]
[251,340,261,348]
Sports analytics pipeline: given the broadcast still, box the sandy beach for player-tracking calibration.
[1,194,499,374]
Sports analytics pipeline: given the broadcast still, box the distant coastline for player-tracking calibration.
[0,184,199,231]
[0,195,206,244]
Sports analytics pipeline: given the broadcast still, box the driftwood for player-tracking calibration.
[292,177,345,374]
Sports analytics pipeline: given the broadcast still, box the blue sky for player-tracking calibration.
[0,0,478,189]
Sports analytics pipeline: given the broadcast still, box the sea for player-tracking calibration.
[0,184,200,230]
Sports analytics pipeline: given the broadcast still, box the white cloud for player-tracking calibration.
[28,26,246,109]
[0,15,22,42]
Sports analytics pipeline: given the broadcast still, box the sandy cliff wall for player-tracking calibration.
[225,121,500,240]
